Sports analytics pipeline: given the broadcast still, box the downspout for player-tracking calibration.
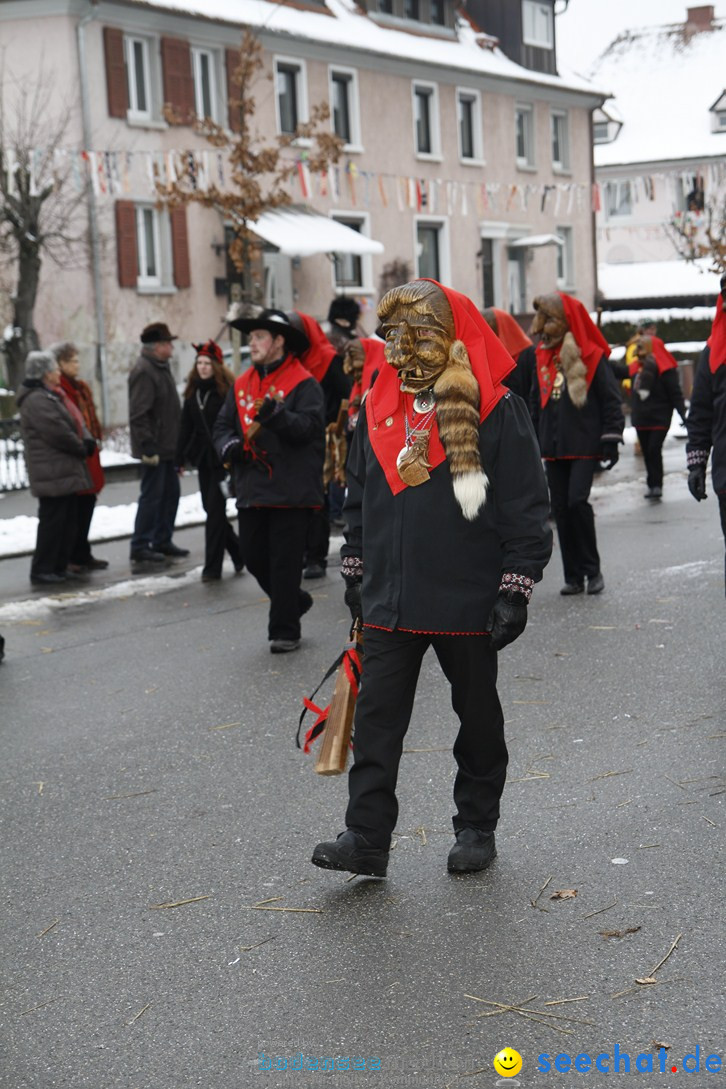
[588,108,600,312]
[77,0,110,425]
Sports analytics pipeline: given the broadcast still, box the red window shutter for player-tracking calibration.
[104,27,128,118]
[226,48,241,132]
[171,207,191,289]
[161,37,194,123]
[116,201,138,288]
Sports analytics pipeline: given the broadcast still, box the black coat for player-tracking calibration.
[342,392,552,634]
[631,365,686,430]
[176,380,228,473]
[320,355,353,425]
[213,369,325,509]
[530,355,624,459]
[504,344,536,405]
[128,350,181,461]
[687,347,726,495]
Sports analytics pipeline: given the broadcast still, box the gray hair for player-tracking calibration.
[48,341,78,365]
[25,350,58,381]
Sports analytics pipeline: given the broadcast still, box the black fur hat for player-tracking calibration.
[327,296,361,334]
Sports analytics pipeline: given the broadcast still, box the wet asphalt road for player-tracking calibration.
[0,449,723,1089]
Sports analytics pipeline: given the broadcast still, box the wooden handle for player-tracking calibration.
[314,630,363,776]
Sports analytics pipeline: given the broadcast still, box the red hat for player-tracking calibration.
[193,340,224,365]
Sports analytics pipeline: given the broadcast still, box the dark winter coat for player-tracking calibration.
[128,349,181,461]
[686,347,726,495]
[213,367,325,509]
[504,344,536,405]
[530,355,624,459]
[341,392,552,634]
[320,355,353,425]
[631,364,687,431]
[175,379,228,474]
[17,381,91,498]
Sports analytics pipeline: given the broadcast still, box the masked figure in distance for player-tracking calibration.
[530,292,624,596]
[311,279,552,880]
[686,272,726,594]
[628,333,687,499]
[482,307,537,405]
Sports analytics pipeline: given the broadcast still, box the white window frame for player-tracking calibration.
[555,225,574,289]
[522,1,554,49]
[551,109,570,172]
[328,65,363,152]
[413,215,450,284]
[274,55,309,137]
[605,179,633,219]
[135,204,175,293]
[412,80,441,160]
[456,87,484,165]
[191,46,218,122]
[125,34,153,122]
[515,103,535,169]
[329,211,374,295]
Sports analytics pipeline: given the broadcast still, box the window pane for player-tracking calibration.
[552,115,562,163]
[481,238,495,308]
[332,74,351,143]
[133,41,147,113]
[415,89,432,153]
[139,208,157,278]
[516,110,526,160]
[277,66,298,133]
[333,220,363,287]
[378,0,393,12]
[431,0,445,24]
[200,53,212,117]
[523,1,553,47]
[459,96,474,159]
[404,0,420,18]
[417,225,440,281]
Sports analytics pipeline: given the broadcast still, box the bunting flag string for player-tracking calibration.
[4,144,725,224]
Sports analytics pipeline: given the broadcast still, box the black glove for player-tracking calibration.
[487,591,528,651]
[256,396,278,422]
[344,582,363,625]
[688,464,707,501]
[82,438,97,457]
[225,442,245,464]
[599,441,620,471]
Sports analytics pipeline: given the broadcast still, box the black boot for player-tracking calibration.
[312,830,388,877]
[447,828,497,873]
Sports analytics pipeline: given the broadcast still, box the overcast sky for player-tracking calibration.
[555,0,725,75]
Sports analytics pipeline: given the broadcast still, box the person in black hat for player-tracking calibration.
[213,309,326,653]
[128,322,189,569]
[325,297,361,354]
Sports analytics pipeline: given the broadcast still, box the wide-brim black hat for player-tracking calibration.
[228,308,309,357]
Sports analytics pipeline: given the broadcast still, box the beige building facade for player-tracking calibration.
[0,0,604,424]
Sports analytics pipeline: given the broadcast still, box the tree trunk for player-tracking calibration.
[6,241,41,394]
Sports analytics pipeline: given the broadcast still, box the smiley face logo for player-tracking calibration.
[493,1047,523,1077]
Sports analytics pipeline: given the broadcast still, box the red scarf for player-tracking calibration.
[628,335,678,378]
[366,280,515,496]
[349,337,385,420]
[488,308,532,359]
[296,312,338,382]
[708,295,726,374]
[536,293,610,408]
[234,356,311,445]
[60,374,103,439]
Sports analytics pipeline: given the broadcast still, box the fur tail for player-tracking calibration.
[433,340,488,521]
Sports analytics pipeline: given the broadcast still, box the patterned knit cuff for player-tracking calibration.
[341,555,363,584]
[686,448,710,468]
[500,572,534,603]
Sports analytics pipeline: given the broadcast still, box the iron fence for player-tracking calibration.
[0,417,29,491]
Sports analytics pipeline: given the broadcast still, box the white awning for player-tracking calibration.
[249,208,384,258]
[508,234,565,248]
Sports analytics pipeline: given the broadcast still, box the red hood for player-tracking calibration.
[489,308,532,359]
[297,312,338,382]
[708,294,726,373]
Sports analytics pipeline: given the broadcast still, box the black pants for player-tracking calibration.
[636,428,667,490]
[31,495,79,577]
[346,628,507,850]
[69,493,97,565]
[237,507,312,640]
[304,502,330,570]
[130,461,180,555]
[546,459,600,585]
[720,494,726,597]
[198,466,242,578]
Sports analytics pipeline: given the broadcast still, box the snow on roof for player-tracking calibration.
[598,259,721,301]
[591,14,726,166]
[126,0,603,96]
